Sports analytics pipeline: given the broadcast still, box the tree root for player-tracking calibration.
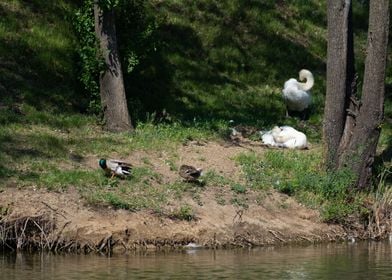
[0,214,55,251]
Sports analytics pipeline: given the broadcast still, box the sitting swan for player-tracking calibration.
[260,126,308,149]
[282,69,314,118]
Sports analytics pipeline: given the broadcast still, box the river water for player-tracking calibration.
[1,242,391,279]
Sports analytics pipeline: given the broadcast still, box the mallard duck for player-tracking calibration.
[99,158,132,178]
[282,69,314,118]
[179,165,203,182]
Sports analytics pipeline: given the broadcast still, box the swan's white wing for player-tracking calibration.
[279,128,307,149]
[282,88,311,111]
[261,132,276,146]
[283,78,299,90]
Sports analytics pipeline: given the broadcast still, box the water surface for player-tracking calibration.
[1,242,391,279]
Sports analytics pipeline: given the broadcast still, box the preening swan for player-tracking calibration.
[282,69,314,118]
[260,126,308,149]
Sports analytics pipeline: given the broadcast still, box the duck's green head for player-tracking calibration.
[99,159,107,169]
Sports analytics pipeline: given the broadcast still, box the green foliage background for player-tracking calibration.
[2,1,390,127]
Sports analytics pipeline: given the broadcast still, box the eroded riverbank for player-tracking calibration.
[0,186,349,253]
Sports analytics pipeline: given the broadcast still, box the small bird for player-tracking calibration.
[99,158,132,178]
[228,120,244,145]
[179,165,203,182]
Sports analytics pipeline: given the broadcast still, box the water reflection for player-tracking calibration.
[1,242,391,279]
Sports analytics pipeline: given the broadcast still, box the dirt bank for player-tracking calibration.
[0,186,347,253]
[0,140,349,253]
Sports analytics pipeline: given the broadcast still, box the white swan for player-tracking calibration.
[260,126,308,149]
[282,69,314,116]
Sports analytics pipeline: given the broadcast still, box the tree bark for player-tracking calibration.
[94,2,133,132]
[338,0,389,188]
[323,0,355,170]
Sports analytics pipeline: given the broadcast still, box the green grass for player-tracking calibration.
[0,1,81,110]
[0,106,218,171]
[0,0,391,225]
[72,0,330,125]
[234,149,366,222]
[0,103,389,222]
[4,103,387,222]
[169,204,196,221]
[0,106,225,214]
[39,170,102,191]
[2,0,386,131]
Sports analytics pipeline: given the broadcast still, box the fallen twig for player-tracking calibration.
[268,230,286,242]
[41,202,67,219]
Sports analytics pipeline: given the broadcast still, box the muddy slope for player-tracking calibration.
[0,187,346,252]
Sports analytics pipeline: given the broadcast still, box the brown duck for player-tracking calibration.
[179,165,203,182]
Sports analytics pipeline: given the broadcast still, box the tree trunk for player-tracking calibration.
[94,2,133,132]
[323,0,355,170]
[338,0,389,188]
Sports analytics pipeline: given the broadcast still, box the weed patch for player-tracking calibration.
[169,204,195,221]
[235,149,365,222]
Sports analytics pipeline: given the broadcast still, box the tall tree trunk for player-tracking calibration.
[338,0,389,188]
[94,2,133,132]
[323,0,355,170]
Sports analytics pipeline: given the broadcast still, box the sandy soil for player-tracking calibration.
[0,140,347,252]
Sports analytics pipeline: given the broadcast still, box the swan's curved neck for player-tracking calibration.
[298,71,314,91]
